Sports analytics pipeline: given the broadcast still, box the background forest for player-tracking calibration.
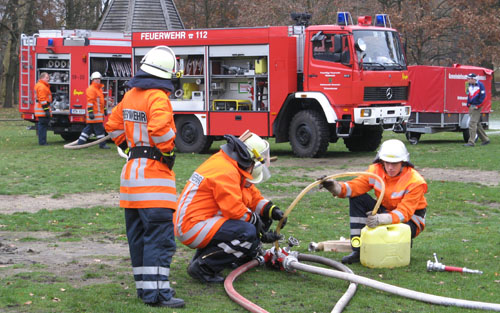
[1,0,499,108]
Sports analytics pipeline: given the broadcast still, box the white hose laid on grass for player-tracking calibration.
[63,134,110,150]
[285,257,500,311]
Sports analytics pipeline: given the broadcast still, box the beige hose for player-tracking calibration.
[274,172,385,250]
[63,134,111,150]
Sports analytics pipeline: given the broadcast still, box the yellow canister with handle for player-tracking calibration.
[352,223,411,268]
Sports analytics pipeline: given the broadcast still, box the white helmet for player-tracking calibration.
[376,139,409,163]
[140,46,177,79]
[242,133,271,184]
[90,71,102,80]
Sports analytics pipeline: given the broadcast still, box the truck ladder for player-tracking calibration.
[19,34,36,110]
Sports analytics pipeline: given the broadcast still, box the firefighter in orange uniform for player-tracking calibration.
[320,139,427,264]
[105,46,184,308]
[77,71,109,149]
[34,72,52,145]
[175,132,286,284]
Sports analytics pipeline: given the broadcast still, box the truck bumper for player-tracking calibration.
[353,106,411,128]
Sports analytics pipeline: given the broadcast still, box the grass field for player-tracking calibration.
[0,104,499,313]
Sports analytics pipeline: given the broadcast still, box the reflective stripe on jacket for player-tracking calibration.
[339,163,427,232]
[105,87,177,209]
[34,80,52,118]
[174,151,269,249]
[86,82,105,123]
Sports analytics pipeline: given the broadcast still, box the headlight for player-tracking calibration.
[405,107,411,115]
[360,109,371,117]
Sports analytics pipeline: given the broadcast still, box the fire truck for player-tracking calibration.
[19,29,132,141]
[405,64,492,144]
[20,12,411,157]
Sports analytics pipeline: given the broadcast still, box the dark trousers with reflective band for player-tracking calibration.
[37,117,49,145]
[348,194,422,251]
[192,220,259,273]
[125,208,176,304]
[78,122,107,147]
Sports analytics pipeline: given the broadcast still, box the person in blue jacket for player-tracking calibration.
[464,73,490,147]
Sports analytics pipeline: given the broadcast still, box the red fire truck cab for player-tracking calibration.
[132,12,411,157]
[19,30,131,141]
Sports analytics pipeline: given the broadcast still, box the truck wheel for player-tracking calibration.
[343,126,382,152]
[175,115,213,153]
[405,132,421,145]
[60,133,80,142]
[289,110,329,158]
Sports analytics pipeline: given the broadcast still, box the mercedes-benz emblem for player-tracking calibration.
[386,87,393,99]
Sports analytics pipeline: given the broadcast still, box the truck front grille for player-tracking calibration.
[363,86,408,101]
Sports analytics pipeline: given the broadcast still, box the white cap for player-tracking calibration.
[376,139,409,163]
[90,72,102,80]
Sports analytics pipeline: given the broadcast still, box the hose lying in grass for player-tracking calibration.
[63,134,110,150]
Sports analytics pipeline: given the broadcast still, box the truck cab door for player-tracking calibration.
[305,32,353,105]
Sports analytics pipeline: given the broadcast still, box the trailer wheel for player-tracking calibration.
[175,115,213,153]
[343,126,382,152]
[289,110,329,158]
[60,132,80,142]
[405,132,421,145]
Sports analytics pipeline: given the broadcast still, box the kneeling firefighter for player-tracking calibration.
[320,139,428,264]
[174,132,286,283]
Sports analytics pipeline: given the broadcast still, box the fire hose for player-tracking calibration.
[224,173,500,312]
[63,134,110,149]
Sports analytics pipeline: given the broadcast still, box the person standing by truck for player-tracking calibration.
[464,73,490,147]
[34,72,52,145]
[105,46,184,308]
[77,72,110,149]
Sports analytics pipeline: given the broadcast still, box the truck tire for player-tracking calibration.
[60,132,80,142]
[175,115,213,153]
[289,110,329,158]
[405,132,421,145]
[343,125,382,152]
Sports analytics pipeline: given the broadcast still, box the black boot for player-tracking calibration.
[187,258,224,284]
[147,297,185,308]
[341,251,360,264]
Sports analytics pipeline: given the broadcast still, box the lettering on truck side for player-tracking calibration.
[140,31,208,41]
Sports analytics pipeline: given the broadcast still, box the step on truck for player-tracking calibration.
[132,12,411,157]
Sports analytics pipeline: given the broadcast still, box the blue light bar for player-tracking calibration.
[337,12,352,26]
[48,38,54,46]
[375,14,391,27]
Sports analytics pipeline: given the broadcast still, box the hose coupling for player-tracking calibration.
[282,254,298,272]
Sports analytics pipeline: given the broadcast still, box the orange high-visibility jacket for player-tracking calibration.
[34,79,52,118]
[174,150,270,249]
[105,87,177,209]
[86,82,105,123]
[338,163,427,235]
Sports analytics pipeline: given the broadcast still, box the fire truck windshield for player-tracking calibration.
[353,30,406,70]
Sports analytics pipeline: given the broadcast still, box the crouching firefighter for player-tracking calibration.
[105,46,184,308]
[319,139,428,264]
[174,131,286,284]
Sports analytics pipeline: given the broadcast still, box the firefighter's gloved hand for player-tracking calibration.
[366,213,392,228]
[89,111,95,120]
[249,212,264,235]
[263,203,287,228]
[104,108,108,116]
[260,231,283,243]
[317,175,341,196]
[44,109,50,118]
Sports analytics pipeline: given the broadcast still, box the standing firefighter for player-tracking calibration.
[320,139,427,264]
[464,73,490,147]
[105,46,184,308]
[34,72,52,145]
[77,72,110,149]
[174,132,285,283]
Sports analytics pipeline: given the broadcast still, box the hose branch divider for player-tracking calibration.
[274,172,385,251]
[63,134,110,150]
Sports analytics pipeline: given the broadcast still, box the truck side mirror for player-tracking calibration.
[333,35,342,53]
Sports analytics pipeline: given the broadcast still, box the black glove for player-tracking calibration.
[249,212,264,235]
[263,203,287,228]
[44,109,50,118]
[260,231,283,243]
[89,111,95,120]
[104,108,108,116]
